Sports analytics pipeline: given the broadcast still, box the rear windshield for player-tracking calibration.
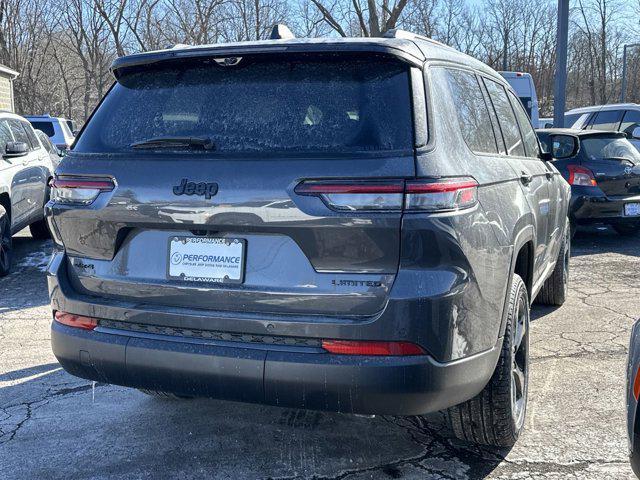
[30,121,55,137]
[74,56,414,155]
[582,136,640,163]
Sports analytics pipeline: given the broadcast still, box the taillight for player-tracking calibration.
[50,176,115,205]
[295,177,478,212]
[405,178,478,211]
[567,165,597,186]
[54,311,98,330]
[321,340,426,356]
[634,365,640,401]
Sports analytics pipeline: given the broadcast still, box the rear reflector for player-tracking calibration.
[295,177,478,212]
[321,340,426,356]
[567,165,597,186]
[54,311,98,330]
[50,176,115,205]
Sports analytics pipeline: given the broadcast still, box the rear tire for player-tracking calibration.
[537,220,570,306]
[29,219,51,240]
[613,224,640,236]
[445,273,530,447]
[138,389,193,400]
[0,205,12,277]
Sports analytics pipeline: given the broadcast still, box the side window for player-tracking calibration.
[588,110,623,131]
[22,123,41,150]
[36,131,55,153]
[620,110,640,137]
[507,91,540,158]
[0,120,13,152]
[435,67,497,154]
[565,112,585,128]
[8,119,30,145]
[483,79,525,157]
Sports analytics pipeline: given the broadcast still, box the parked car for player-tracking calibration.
[537,128,640,236]
[0,111,54,275]
[499,71,540,127]
[539,117,553,129]
[25,114,75,150]
[565,103,640,150]
[47,29,571,447]
[34,129,63,169]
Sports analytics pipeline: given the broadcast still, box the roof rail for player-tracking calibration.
[165,43,190,50]
[270,24,295,40]
[383,29,455,50]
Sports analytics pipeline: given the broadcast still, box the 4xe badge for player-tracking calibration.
[173,179,218,199]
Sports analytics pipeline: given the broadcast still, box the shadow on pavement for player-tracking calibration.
[571,225,640,258]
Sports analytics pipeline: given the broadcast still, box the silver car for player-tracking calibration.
[0,111,54,275]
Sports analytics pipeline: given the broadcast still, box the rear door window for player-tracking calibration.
[75,56,414,155]
[507,91,539,158]
[433,67,497,154]
[588,110,623,131]
[483,79,525,157]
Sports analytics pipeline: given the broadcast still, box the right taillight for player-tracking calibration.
[54,311,98,330]
[295,177,478,213]
[567,165,597,186]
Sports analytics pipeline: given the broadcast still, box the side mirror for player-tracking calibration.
[4,141,29,158]
[632,126,640,140]
[547,134,579,160]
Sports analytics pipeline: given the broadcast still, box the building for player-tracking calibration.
[0,65,18,112]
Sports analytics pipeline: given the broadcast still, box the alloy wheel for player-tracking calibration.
[511,294,529,429]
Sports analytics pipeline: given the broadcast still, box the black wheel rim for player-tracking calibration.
[0,215,10,271]
[511,294,529,428]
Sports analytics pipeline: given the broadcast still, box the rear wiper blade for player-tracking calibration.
[131,136,216,150]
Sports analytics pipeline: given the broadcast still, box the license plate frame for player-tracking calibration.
[167,236,246,284]
[624,203,640,217]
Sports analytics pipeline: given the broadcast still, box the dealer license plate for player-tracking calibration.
[168,236,245,283]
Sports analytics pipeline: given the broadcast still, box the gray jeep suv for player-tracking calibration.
[46,30,570,447]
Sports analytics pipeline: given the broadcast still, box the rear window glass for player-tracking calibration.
[30,121,55,137]
[75,56,414,154]
[582,136,640,162]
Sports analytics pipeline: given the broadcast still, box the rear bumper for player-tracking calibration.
[51,320,499,415]
[571,189,640,224]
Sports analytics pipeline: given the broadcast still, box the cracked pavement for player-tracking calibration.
[0,227,638,479]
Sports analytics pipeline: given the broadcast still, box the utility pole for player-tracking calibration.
[621,44,640,103]
[553,0,569,127]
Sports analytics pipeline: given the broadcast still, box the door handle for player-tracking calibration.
[520,172,533,186]
[545,171,554,180]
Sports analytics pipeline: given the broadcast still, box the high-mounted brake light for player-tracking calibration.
[54,311,98,330]
[567,165,597,186]
[321,340,426,356]
[50,176,115,205]
[295,177,478,212]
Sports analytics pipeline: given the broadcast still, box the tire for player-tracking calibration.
[613,224,640,236]
[0,205,12,277]
[29,219,51,240]
[537,220,570,306]
[445,273,530,447]
[138,389,193,400]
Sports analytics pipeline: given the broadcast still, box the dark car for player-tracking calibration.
[537,129,640,236]
[0,111,53,275]
[46,29,570,447]
[627,320,640,477]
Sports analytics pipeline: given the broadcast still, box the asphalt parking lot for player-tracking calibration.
[0,228,638,480]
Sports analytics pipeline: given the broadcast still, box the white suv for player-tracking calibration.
[565,103,640,149]
[25,115,75,150]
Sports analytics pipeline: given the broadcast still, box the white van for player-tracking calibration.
[499,71,539,127]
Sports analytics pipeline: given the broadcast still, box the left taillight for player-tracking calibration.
[50,176,115,205]
[295,177,478,213]
[54,311,98,330]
